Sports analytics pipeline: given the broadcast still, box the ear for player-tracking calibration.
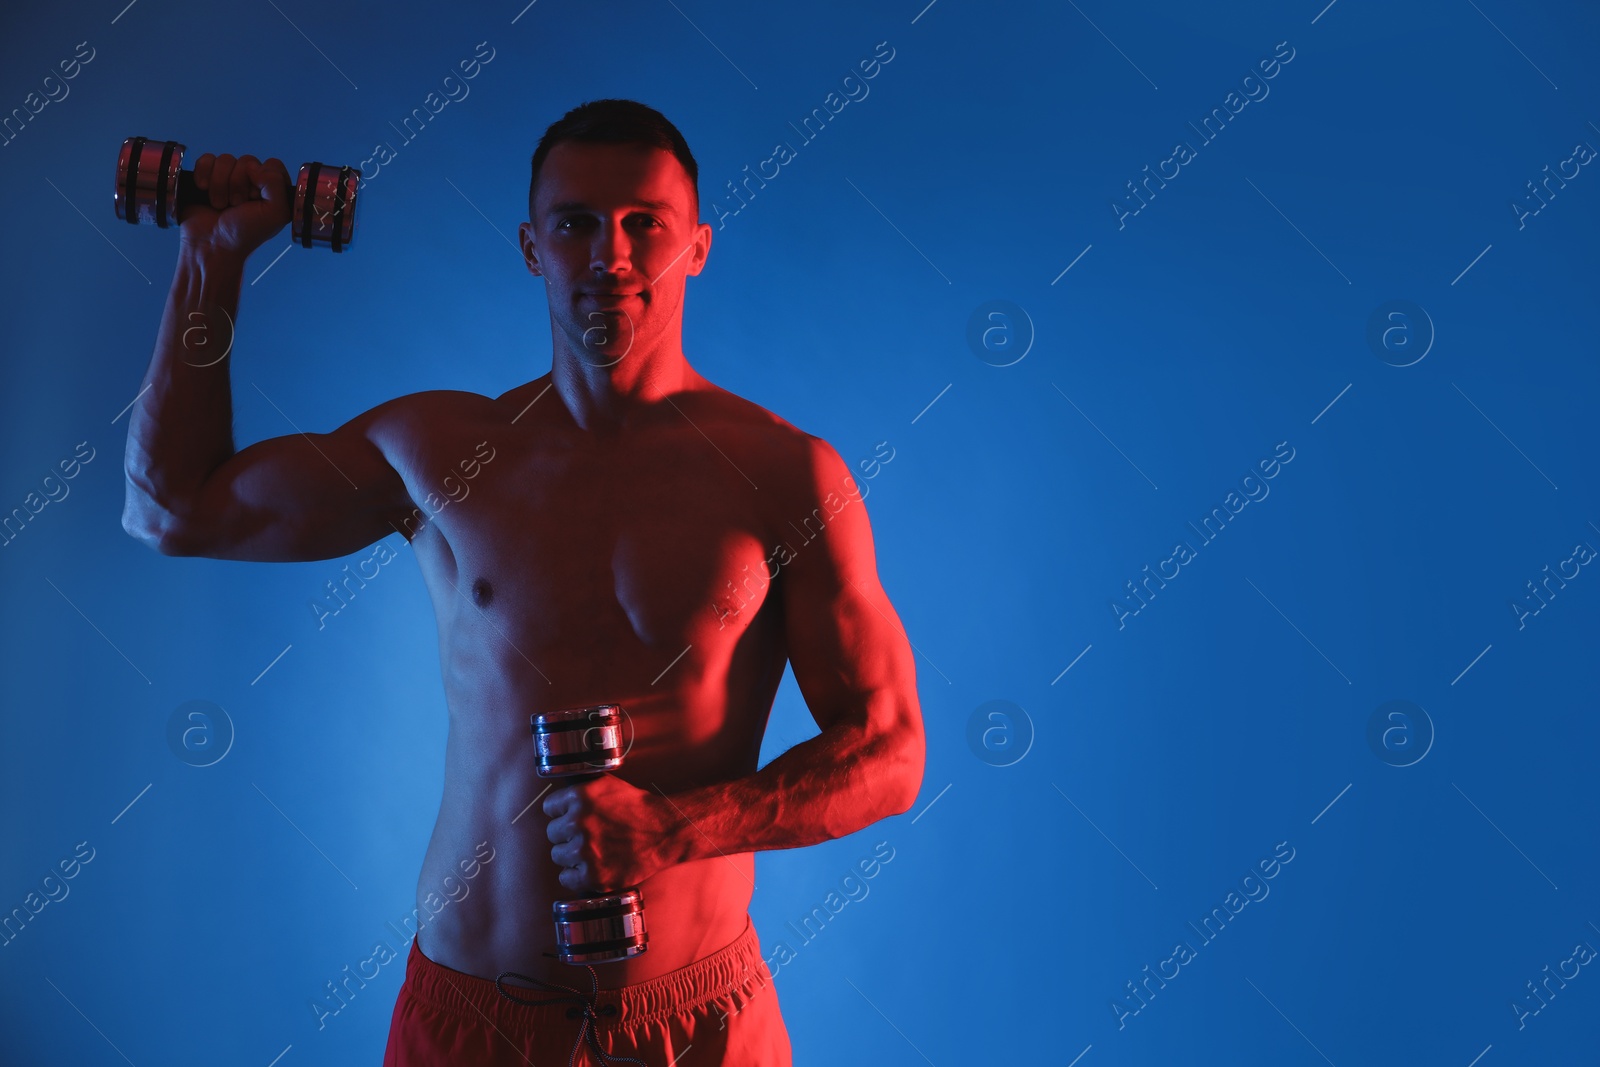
[519,220,542,277]
[686,220,712,277]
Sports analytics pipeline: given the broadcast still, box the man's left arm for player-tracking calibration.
[665,435,926,856]
[546,436,926,891]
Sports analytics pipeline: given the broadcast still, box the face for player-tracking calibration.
[519,141,710,367]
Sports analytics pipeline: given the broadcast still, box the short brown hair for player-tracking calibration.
[528,99,699,220]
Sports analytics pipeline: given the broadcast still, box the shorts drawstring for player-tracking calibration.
[495,957,652,1067]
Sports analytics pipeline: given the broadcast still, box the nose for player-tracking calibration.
[590,219,633,276]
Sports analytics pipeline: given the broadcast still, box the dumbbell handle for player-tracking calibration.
[162,169,203,219]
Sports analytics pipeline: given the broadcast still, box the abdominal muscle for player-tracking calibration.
[404,661,773,991]
[414,779,756,991]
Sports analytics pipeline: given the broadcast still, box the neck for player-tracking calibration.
[550,341,695,433]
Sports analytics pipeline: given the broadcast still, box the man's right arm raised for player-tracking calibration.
[121,152,415,563]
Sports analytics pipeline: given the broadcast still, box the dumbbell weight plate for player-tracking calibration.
[533,705,626,777]
[114,136,188,228]
[552,888,649,964]
[291,161,360,252]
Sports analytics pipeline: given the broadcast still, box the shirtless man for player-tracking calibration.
[121,99,925,1065]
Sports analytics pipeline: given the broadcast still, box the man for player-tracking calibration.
[122,98,924,1065]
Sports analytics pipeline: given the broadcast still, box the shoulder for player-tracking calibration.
[681,381,855,490]
[671,376,813,454]
[354,387,515,452]
[762,425,879,584]
[356,388,500,432]
[679,384,877,561]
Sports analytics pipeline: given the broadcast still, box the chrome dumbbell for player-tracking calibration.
[113,135,360,252]
[532,705,648,965]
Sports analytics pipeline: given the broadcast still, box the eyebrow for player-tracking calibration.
[545,199,678,216]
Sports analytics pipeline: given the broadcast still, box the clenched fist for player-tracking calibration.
[543,775,681,894]
[179,153,292,258]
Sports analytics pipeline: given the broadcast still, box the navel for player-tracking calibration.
[471,577,494,608]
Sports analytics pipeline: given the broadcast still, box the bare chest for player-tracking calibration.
[400,428,779,677]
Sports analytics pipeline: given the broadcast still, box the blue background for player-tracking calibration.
[2,0,1598,1064]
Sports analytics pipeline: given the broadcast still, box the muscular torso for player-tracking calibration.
[373,373,795,988]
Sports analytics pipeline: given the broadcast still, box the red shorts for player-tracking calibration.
[382,915,792,1066]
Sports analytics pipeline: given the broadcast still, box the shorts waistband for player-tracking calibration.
[402,916,772,1032]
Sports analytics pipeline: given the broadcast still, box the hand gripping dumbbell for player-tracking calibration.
[113,136,361,252]
[532,705,648,965]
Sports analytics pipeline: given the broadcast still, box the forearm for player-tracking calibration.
[122,242,244,544]
[659,708,923,863]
